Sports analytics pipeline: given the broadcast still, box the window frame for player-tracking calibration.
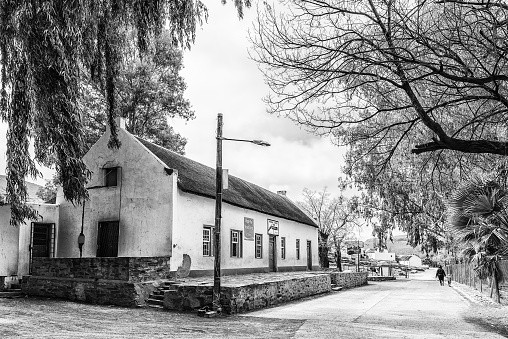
[255,233,263,259]
[230,229,243,258]
[203,225,215,257]
[104,167,118,187]
[281,237,286,260]
[296,239,300,260]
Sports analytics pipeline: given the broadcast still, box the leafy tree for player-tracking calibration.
[348,150,449,251]
[0,0,250,226]
[36,177,59,204]
[297,186,359,269]
[82,32,194,154]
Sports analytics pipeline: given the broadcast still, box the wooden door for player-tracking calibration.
[269,235,277,272]
[97,221,119,257]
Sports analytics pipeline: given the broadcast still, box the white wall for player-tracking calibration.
[171,190,319,273]
[57,126,175,258]
[373,251,396,261]
[0,205,19,276]
[400,256,423,267]
[0,204,59,276]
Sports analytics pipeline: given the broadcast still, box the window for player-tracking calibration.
[296,239,300,260]
[203,226,214,256]
[104,167,118,187]
[230,230,243,258]
[281,237,286,260]
[255,234,263,259]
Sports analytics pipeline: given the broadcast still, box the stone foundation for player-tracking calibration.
[22,257,170,307]
[164,271,368,314]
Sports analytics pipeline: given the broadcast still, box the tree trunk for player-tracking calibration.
[318,231,330,268]
[318,245,329,268]
[493,272,500,303]
[336,249,342,272]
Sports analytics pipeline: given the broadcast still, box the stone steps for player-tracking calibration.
[0,289,25,299]
[145,280,180,309]
[146,298,164,307]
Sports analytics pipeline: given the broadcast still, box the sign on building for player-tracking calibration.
[244,217,254,241]
[267,219,279,235]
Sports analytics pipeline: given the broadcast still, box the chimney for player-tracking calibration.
[106,117,126,134]
[115,116,126,129]
[277,190,287,196]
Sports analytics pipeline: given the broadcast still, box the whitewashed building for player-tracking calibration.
[53,118,319,276]
[399,255,423,268]
[370,249,396,261]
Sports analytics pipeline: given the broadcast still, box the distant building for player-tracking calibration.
[399,255,422,267]
[370,249,396,261]
[365,248,376,259]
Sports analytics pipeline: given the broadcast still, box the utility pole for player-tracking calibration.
[213,113,223,312]
[357,239,360,272]
[210,113,270,314]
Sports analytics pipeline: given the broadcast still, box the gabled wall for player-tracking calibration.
[171,190,319,275]
[57,124,176,258]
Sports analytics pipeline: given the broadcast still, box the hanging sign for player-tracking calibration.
[244,217,254,241]
[267,219,279,235]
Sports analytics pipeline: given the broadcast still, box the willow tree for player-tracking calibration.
[0,0,250,226]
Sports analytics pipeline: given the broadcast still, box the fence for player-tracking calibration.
[446,261,508,304]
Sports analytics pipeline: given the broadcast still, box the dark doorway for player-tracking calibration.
[307,240,312,270]
[97,221,119,257]
[30,223,55,273]
[269,235,277,272]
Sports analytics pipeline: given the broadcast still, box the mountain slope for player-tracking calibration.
[365,235,424,256]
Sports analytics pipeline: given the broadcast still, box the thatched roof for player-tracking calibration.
[136,137,317,228]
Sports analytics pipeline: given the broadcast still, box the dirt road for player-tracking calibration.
[1,270,507,338]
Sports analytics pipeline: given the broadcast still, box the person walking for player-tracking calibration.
[436,265,446,286]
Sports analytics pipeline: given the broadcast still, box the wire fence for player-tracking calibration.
[445,263,488,292]
[446,261,508,303]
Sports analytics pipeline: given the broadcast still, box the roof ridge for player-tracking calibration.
[134,135,317,227]
[134,136,294,204]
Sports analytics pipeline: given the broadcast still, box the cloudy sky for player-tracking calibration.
[173,2,346,200]
[0,2,379,240]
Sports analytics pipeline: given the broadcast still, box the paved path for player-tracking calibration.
[244,269,503,338]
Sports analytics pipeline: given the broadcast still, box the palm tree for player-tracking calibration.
[447,175,508,302]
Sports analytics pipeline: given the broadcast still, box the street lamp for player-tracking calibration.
[212,113,270,313]
[78,201,86,258]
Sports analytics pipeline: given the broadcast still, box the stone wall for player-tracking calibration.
[23,257,170,307]
[164,272,368,315]
[329,271,368,288]
[223,273,331,314]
